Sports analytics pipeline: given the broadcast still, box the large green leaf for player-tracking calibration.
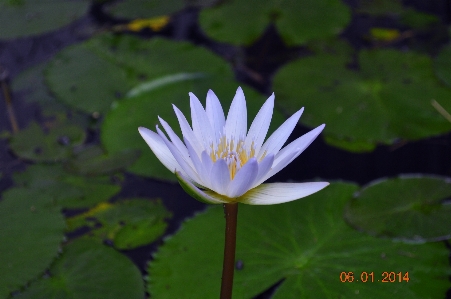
[0,0,89,39]
[0,189,65,298]
[345,175,451,242]
[64,145,140,175]
[66,198,172,250]
[9,122,85,162]
[45,34,234,114]
[148,182,450,298]
[15,239,144,299]
[104,0,185,19]
[434,44,451,89]
[273,49,451,152]
[10,164,121,209]
[199,0,351,45]
[102,83,286,181]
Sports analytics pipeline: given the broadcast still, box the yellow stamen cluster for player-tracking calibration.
[209,136,255,180]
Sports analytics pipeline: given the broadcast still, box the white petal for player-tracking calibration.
[184,137,209,188]
[201,151,213,179]
[254,149,299,187]
[225,87,247,141]
[156,126,201,183]
[226,158,258,198]
[238,182,329,205]
[245,93,274,154]
[158,116,191,167]
[210,159,231,196]
[258,108,303,159]
[206,89,225,142]
[138,127,184,175]
[175,171,228,204]
[274,124,325,168]
[249,153,274,189]
[173,104,204,155]
[189,92,214,149]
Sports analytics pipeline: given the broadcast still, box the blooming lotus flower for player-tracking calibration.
[138,87,328,205]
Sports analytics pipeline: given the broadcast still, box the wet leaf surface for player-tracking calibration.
[345,175,451,242]
[148,182,450,298]
[67,198,172,250]
[15,238,144,299]
[199,0,351,45]
[273,49,451,152]
[0,0,90,39]
[0,189,65,298]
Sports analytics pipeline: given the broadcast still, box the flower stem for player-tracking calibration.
[220,202,238,299]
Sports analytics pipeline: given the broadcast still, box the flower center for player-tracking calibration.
[209,135,255,180]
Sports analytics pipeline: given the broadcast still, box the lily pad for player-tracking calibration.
[434,44,451,89]
[11,164,121,209]
[104,0,185,19]
[199,0,351,45]
[66,198,172,250]
[345,175,451,242]
[0,0,90,39]
[15,239,144,299]
[64,145,140,175]
[148,182,450,298]
[45,34,237,115]
[102,83,285,181]
[9,122,85,162]
[273,49,451,152]
[0,189,65,298]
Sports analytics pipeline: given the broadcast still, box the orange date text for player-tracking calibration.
[339,271,410,283]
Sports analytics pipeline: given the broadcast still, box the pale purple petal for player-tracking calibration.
[189,92,214,149]
[156,126,201,183]
[184,137,209,188]
[238,182,330,205]
[158,116,191,166]
[225,87,247,141]
[173,104,204,155]
[249,153,274,189]
[245,93,274,154]
[254,149,300,187]
[274,124,325,168]
[206,89,225,143]
[210,159,231,196]
[201,151,213,179]
[226,158,258,198]
[258,108,303,159]
[175,171,228,204]
[138,127,183,175]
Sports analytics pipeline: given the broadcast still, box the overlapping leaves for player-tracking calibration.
[273,49,451,151]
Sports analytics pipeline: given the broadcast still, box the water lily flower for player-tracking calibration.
[138,87,328,205]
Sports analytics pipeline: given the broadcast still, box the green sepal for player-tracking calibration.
[175,171,228,204]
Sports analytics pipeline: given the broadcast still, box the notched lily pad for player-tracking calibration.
[273,49,451,152]
[199,0,351,45]
[15,239,144,299]
[345,175,451,242]
[148,182,450,298]
[9,122,85,162]
[66,198,172,250]
[45,34,236,115]
[0,0,90,39]
[12,164,121,209]
[0,189,65,298]
[65,145,140,175]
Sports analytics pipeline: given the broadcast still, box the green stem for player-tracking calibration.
[220,202,238,299]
